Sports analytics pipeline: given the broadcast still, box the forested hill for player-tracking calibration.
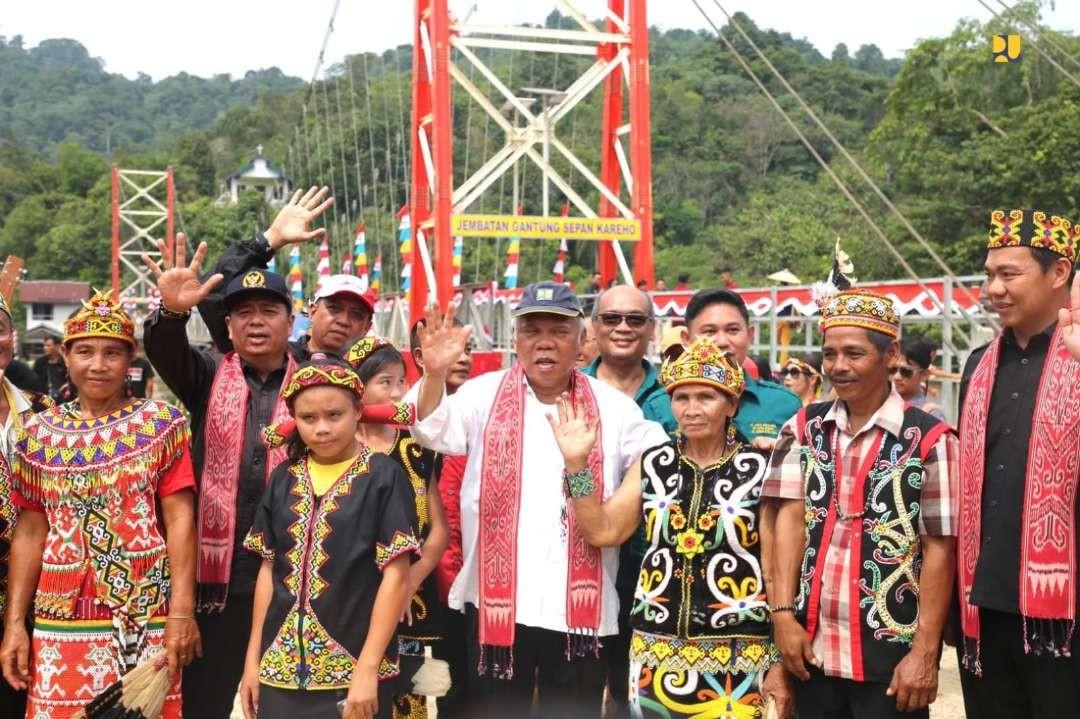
[0,3,1077,303]
[0,35,303,155]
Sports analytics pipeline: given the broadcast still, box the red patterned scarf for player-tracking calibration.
[477,363,604,679]
[198,351,296,610]
[959,326,1080,673]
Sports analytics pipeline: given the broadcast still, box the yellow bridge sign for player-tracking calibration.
[450,214,641,241]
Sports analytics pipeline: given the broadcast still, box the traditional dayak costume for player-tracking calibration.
[11,292,196,719]
[764,290,957,719]
[628,338,779,719]
[345,337,443,719]
[245,362,421,719]
[956,210,1080,716]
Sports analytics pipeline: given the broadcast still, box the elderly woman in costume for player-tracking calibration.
[547,337,792,718]
[344,336,448,719]
[0,291,200,719]
[239,356,419,719]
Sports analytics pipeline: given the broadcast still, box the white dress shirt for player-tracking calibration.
[411,368,668,636]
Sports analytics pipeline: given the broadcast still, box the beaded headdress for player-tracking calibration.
[343,336,394,371]
[660,337,745,398]
[64,290,135,347]
[818,289,899,339]
[282,364,364,404]
[988,209,1078,263]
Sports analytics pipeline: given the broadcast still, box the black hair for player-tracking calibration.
[791,352,823,392]
[354,344,407,384]
[409,317,464,354]
[685,288,750,328]
[752,355,773,382]
[1029,246,1076,283]
[285,355,363,462]
[719,267,733,275]
[677,273,690,283]
[794,351,823,374]
[899,337,933,370]
[865,330,895,356]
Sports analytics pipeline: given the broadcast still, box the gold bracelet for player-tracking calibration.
[159,304,191,320]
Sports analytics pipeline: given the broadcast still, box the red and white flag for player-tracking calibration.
[316,236,331,293]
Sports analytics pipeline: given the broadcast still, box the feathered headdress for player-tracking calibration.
[811,237,857,309]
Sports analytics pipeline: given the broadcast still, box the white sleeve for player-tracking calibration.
[410,375,477,456]
[614,399,670,476]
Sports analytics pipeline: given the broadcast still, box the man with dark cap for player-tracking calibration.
[194,187,373,361]
[411,281,668,717]
[956,210,1080,718]
[142,233,300,717]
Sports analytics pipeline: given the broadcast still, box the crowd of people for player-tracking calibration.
[0,193,1076,719]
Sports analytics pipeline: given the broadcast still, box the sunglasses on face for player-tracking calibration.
[779,367,811,379]
[888,366,915,379]
[596,312,652,329]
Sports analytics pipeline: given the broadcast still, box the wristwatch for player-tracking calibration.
[254,232,273,256]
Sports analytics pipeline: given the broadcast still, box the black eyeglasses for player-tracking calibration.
[888,366,915,379]
[596,312,652,329]
[779,367,810,379]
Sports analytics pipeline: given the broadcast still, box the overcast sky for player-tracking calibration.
[3,0,1078,82]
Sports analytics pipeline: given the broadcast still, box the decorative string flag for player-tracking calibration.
[553,238,568,283]
[452,235,463,287]
[503,235,520,289]
[553,202,570,283]
[340,249,353,276]
[398,205,412,294]
[316,236,331,293]
[353,224,369,289]
[371,254,382,294]
[288,246,304,312]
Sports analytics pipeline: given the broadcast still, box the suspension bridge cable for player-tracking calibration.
[333,72,353,253]
[375,52,400,290]
[474,46,495,281]
[713,1,992,332]
[361,53,384,270]
[320,73,342,249]
[346,57,367,227]
[492,44,517,285]
[393,52,411,212]
[689,0,982,345]
[990,0,1080,71]
[974,0,1080,90]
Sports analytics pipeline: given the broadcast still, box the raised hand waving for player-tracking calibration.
[415,307,473,377]
[264,186,335,250]
[141,233,224,314]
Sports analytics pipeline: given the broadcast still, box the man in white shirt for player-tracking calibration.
[413,281,668,718]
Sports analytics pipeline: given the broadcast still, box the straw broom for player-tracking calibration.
[73,651,172,719]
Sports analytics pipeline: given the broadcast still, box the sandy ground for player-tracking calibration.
[933,650,966,719]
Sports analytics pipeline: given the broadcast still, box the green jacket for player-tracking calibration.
[733,376,801,441]
[582,358,678,436]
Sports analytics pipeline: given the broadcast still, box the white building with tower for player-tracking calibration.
[222,146,292,206]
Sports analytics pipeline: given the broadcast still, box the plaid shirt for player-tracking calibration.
[763,392,958,680]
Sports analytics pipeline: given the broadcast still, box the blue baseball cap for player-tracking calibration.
[223,269,292,313]
[512,281,583,318]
